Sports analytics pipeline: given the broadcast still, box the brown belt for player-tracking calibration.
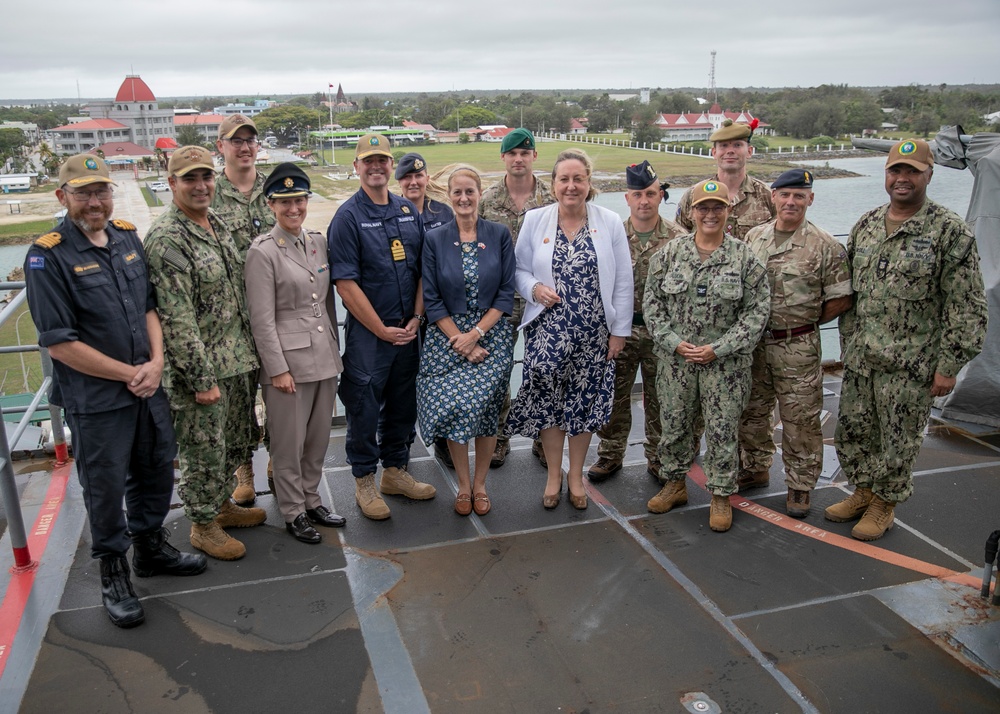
[765,323,816,340]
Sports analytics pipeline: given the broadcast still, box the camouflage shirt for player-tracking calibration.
[839,199,987,380]
[676,174,775,241]
[746,219,852,329]
[211,170,275,255]
[625,216,685,317]
[145,204,258,403]
[644,235,769,369]
[479,175,553,245]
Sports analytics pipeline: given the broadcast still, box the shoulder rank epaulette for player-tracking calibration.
[111,219,137,231]
[33,232,62,250]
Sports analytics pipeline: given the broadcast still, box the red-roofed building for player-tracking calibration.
[483,127,514,143]
[568,118,587,135]
[652,105,770,141]
[86,75,176,150]
[174,114,227,142]
[48,119,130,154]
[91,142,154,165]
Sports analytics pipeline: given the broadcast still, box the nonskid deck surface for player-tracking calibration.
[1,375,999,713]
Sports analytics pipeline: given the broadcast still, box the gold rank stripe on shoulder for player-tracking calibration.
[112,219,137,231]
[33,232,62,249]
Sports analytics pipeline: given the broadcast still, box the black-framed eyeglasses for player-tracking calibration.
[66,187,113,201]
[694,204,727,215]
[226,137,259,148]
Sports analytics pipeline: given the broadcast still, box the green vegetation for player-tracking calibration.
[0,220,56,246]
[0,302,43,396]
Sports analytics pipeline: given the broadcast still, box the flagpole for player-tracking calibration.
[328,84,336,165]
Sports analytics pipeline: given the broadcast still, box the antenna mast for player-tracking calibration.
[709,50,717,104]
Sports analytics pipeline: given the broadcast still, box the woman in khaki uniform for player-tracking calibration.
[245,163,345,543]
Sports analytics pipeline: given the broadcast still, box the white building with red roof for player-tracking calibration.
[85,75,176,150]
[174,114,227,143]
[47,118,131,154]
[652,104,769,141]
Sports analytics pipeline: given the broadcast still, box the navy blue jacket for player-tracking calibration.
[422,218,514,324]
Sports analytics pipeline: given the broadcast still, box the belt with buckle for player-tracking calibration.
[766,323,816,340]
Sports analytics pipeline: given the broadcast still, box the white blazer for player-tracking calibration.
[514,202,634,336]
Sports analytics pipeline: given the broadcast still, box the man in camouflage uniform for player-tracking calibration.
[146,146,266,561]
[588,161,683,482]
[676,120,775,242]
[644,180,769,532]
[738,169,853,517]
[211,114,275,506]
[828,139,987,541]
[478,127,554,467]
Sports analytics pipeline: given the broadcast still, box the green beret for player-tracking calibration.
[709,119,752,142]
[500,128,535,154]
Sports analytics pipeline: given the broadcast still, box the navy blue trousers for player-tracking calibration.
[65,391,176,558]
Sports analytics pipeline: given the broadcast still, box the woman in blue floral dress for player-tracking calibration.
[418,166,515,516]
[506,150,634,510]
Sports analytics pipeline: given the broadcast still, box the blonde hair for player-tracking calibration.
[444,163,482,192]
[551,149,599,202]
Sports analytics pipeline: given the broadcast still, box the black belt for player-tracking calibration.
[765,323,816,340]
[632,313,645,327]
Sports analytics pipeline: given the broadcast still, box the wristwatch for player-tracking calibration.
[413,314,427,325]
[474,325,486,339]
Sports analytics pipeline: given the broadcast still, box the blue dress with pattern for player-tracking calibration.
[417,243,514,443]
[506,222,615,438]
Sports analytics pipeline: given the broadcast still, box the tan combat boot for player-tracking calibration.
[709,494,733,532]
[647,480,688,514]
[586,457,622,482]
[824,487,874,522]
[379,467,436,500]
[356,474,391,520]
[786,489,811,518]
[215,498,267,528]
[190,521,246,560]
[737,468,769,491]
[232,461,256,506]
[851,496,895,541]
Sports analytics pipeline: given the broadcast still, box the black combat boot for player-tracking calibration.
[99,555,145,628]
[132,528,208,578]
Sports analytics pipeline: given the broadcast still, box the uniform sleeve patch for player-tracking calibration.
[28,255,45,270]
[162,246,190,271]
[33,232,62,249]
[112,219,137,231]
[747,262,766,286]
[948,229,976,262]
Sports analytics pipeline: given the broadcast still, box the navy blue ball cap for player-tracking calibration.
[771,168,813,190]
[264,162,311,199]
[395,153,427,180]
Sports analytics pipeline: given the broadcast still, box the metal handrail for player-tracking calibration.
[0,282,68,571]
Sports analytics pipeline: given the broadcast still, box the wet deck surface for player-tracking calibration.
[2,375,1000,713]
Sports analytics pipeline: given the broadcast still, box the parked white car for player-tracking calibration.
[148,181,169,192]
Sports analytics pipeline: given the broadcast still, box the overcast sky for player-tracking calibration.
[3,0,998,102]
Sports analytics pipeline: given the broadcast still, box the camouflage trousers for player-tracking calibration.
[834,367,933,504]
[496,295,526,447]
[657,355,751,496]
[173,371,258,524]
[597,326,661,462]
[739,331,823,490]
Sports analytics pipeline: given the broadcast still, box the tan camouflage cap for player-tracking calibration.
[218,114,258,140]
[690,179,731,206]
[355,133,393,159]
[709,119,752,142]
[58,154,115,188]
[168,146,215,177]
[886,139,934,171]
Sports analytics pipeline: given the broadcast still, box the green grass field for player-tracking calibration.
[0,219,57,246]
[0,301,43,395]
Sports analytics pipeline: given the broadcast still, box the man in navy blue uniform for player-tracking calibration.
[24,154,206,628]
[328,134,437,519]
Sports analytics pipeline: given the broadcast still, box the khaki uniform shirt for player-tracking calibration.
[479,175,554,245]
[746,219,852,330]
[145,205,258,405]
[676,174,775,241]
[840,199,987,381]
[211,170,275,255]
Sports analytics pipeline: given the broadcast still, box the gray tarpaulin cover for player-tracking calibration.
[854,128,998,426]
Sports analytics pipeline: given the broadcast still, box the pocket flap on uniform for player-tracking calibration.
[278,330,312,351]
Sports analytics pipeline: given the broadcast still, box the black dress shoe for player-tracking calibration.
[286,513,321,544]
[100,555,145,628]
[305,505,346,528]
